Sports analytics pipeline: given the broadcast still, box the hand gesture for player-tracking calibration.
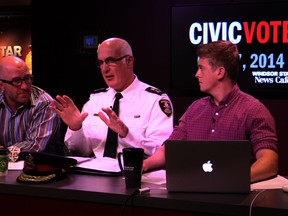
[98,107,128,138]
[49,95,88,131]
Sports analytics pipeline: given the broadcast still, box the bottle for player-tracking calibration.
[0,147,9,176]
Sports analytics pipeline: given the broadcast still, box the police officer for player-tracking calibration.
[50,37,173,158]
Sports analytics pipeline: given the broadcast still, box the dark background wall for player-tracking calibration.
[29,0,288,175]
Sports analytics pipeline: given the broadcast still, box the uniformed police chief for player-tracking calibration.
[50,37,174,159]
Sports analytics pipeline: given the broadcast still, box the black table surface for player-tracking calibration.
[0,170,288,216]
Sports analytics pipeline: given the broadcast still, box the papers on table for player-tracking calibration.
[8,160,24,170]
[69,156,122,176]
[9,156,122,176]
[142,169,166,185]
[251,175,288,190]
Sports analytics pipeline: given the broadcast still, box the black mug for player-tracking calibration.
[118,147,144,188]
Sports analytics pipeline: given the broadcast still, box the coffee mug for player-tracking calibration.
[118,147,144,188]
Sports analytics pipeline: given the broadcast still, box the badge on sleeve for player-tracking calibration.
[159,99,172,117]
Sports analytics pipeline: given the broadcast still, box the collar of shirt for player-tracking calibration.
[108,75,140,103]
[209,84,240,106]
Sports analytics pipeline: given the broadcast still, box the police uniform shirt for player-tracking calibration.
[64,76,173,158]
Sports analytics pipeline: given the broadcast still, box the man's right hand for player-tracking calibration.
[49,95,88,131]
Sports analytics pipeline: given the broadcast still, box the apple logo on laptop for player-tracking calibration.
[202,160,213,172]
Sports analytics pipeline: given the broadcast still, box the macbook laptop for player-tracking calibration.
[165,140,251,193]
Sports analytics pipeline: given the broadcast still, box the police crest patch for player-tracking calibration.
[159,99,172,117]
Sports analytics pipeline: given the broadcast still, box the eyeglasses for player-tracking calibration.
[97,55,130,68]
[0,75,34,87]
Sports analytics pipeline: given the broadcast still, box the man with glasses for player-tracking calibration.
[0,56,63,160]
[50,37,174,159]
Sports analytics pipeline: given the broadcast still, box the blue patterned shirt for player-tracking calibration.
[0,85,61,152]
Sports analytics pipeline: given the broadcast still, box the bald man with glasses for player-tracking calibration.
[0,56,63,160]
[50,37,174,159]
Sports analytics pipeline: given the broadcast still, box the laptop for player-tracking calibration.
[165,140,251,193]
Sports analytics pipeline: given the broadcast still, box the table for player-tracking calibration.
[0,170,288,216]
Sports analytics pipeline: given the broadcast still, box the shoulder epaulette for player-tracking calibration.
[91,88,108,94]
[145,87,164,95]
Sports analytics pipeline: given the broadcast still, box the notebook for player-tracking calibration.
[165,140,251,193]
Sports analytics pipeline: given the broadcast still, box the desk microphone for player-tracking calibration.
[137,187,150,194]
